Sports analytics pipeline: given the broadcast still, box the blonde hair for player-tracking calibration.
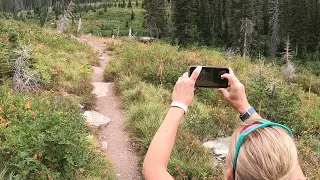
[226,120,298,180]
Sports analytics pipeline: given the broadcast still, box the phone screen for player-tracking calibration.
[189,66,229,88]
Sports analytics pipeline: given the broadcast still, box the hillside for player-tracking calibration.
[104,39,320,178]
[0,18,115,179]
[8,1,147,38]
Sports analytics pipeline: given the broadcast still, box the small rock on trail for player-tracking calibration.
[92,82,111,97]
[83,110,111,128]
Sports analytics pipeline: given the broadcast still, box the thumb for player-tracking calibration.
[217,88,229,99]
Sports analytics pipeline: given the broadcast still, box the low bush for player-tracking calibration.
[0,19,99,107]
[0,42,13,81]
[304,60,320,76]
[0,84,115,180]
[105,40,320,178]
[293,71,320,96]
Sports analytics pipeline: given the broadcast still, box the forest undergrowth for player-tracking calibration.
[104,39,320,179]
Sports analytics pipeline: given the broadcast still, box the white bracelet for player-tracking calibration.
[170,102,188,114]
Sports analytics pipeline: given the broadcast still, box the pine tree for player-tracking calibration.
[122,0,126,8]
[128,0,132,8]
[131,9,135,20]
[289,0,310,57]
[39,6,48,27]
[211,0,224,45]
[222,0,232,46]
[136,0,139,7]
[144,0,168,38]
[172,0,197,47]
[269,0,280,58]
[230,0,254,55]
[196,0,213,46]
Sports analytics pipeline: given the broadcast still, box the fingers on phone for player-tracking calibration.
[228,68,234,75]
[190,66,202,81]
[182,72,189,79]
[217,88,229,98]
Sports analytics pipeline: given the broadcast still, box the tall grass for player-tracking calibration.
[105,39,320,178]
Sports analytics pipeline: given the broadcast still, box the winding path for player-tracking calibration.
[80,36,141,180]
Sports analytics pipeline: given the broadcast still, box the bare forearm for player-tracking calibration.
[143,107,184,179]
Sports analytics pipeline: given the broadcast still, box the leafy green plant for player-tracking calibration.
[0,84,114,180]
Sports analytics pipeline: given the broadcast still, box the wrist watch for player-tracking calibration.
[240,106,256,121]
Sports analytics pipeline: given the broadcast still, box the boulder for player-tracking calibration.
[83,110,111,127]
[139,37,155,44]
[203,137,231,165]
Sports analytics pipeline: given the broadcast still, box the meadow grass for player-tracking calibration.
[105,39,320,178]
[79,7,147,37]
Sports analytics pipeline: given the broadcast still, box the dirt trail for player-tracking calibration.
[80,36,141,180]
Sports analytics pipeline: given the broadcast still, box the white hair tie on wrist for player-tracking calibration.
[170,102,188,114]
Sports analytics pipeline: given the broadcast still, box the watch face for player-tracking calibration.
[240,107,255,121]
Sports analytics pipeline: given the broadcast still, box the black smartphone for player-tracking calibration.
[189,66,229,88]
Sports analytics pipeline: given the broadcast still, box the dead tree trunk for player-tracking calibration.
[240,18,254,60]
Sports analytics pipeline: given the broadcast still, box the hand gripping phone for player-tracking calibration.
[189,66,229,88]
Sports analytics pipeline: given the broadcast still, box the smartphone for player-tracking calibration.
[189,66,229,88]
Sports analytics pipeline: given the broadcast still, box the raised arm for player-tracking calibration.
[143,67,202,180]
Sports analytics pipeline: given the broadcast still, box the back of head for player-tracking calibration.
[226,120,297,180]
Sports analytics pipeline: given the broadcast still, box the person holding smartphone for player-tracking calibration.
[143,66,306,180]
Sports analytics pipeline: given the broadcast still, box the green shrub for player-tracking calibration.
[246,77,303,130]
[0,85,114,180]
[8,33,18,43]
[304,61,320,76]
[1,19,99,111]
[293,72,320,96]
[0,42,13,80]
[0,20,98,92]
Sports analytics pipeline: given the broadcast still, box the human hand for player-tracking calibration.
[172,66,202,107]
[217,69,251,114]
